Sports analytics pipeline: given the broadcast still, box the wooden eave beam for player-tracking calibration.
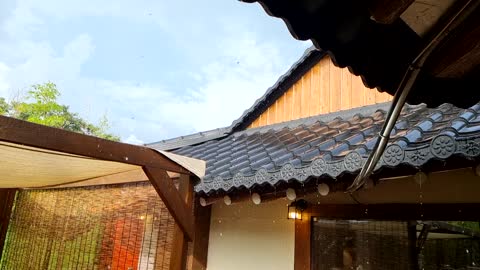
[0,115,189,174]
[427,8,480,78]
[143,167,194,241]
[368,0,415,24]
[306,203,480,221]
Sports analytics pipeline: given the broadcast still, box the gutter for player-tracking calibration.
[348,0,479,192]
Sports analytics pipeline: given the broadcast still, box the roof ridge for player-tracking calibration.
[147,126,230,151]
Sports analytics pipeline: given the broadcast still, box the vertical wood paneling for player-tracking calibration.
[351,74,365,108]
[329,60,342,112]
[301,71,311,118]
[293,81,302,119]
[365,82,376,106]
[247,57,392,129]
[285,86,293,121]
[340,67,352,109]
[319,58,330,113]
[310,64,321,116]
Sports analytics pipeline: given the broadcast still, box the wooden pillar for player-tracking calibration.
[294,213,311,270]
[170,174,194,270]
[0,189,16,260]
[192,203,211,270]
[408,221,419,270]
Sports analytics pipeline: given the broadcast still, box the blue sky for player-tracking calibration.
[0,0,310,144]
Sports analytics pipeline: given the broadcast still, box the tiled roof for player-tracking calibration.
[148,127,229,151]
[149,102,480,194]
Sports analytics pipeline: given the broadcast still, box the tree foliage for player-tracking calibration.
[1,82,120,141]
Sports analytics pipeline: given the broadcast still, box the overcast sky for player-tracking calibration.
[0,0,310,144]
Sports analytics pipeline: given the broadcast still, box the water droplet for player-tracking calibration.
[466,249,470,254]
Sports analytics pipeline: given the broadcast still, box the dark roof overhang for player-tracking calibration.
[242,0,480,108]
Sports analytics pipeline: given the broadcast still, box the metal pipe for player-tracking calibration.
[347,0,478,192]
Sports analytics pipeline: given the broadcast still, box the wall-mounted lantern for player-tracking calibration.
[287,199,308,220]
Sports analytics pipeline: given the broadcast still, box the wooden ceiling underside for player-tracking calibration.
[244,0,480,107]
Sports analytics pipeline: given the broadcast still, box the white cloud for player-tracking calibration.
[123,134,144,145]
[0,0,305,143]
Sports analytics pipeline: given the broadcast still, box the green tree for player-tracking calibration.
[2,82,120,141]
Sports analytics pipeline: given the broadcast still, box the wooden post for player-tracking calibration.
[294,213,311,270]
[0,189,16,260]
[192,203,211,270]
[408,221,419,270]
[170,174,194,270]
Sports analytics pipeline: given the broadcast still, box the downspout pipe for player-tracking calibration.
[347,0,479,192]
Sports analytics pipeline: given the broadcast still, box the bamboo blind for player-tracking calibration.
[0,182,175,270]
[311,220,411,270]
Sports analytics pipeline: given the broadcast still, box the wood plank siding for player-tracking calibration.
[248,56,392,128]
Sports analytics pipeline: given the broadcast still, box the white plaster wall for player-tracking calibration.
[207,198,295,270]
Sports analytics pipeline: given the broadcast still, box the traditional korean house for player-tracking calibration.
[149,47,480,270]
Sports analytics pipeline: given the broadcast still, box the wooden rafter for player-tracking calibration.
[368,0,415,24]
[427,7,480,78]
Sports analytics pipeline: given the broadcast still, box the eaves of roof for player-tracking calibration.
[241,0,480,108]
[159,102,480,195]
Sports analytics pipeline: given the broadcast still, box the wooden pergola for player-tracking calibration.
[0,115,200,270]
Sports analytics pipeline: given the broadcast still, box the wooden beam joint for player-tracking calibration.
[143,167,194,241]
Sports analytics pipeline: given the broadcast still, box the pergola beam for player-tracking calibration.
[0,116,189,174]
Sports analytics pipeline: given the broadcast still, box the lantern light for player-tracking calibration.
[286,188,297,201]
[287,199,308,220]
